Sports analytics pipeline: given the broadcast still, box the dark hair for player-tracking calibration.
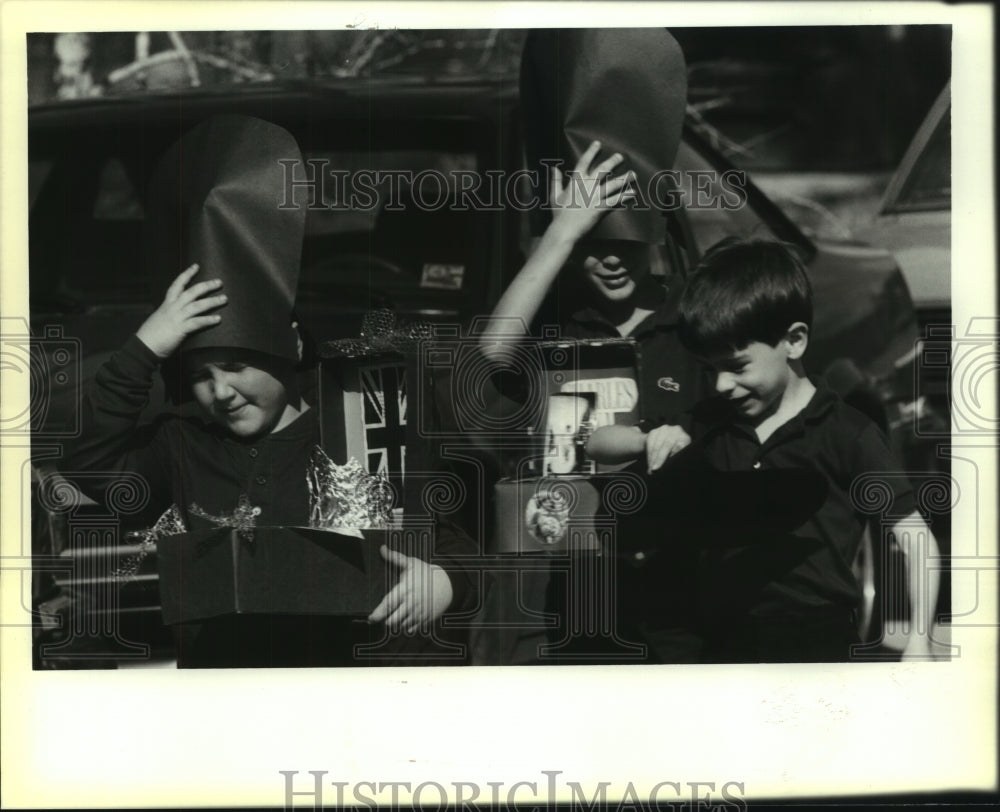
[678,238,812,355]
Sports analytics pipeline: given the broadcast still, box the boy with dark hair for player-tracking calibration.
[677,238,939,662]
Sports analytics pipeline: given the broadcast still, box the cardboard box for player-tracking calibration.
[317,350,417,494]
[493,476,610,553]
[157,526,388,625]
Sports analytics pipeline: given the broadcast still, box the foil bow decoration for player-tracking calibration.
[189,494,262,542]
[307,446,393,535]
[319,309,432,359]
[524,489,571,546]
[113,504,187,583]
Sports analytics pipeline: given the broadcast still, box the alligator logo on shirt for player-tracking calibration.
[657,377,680,392]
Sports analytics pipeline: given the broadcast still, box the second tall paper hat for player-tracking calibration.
[521,28,688,244]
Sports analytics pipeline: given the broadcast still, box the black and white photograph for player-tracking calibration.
[1,1,995,807]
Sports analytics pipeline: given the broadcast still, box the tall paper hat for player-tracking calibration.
[145,115,306,361]
[521,28,687,244]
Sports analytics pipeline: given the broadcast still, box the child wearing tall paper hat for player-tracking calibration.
[64,115,474,667]
[480,29,711,663]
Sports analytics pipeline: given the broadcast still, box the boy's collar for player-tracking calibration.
[797,378,839,423]
[695,377,838,432]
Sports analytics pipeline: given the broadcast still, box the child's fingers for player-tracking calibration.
[182,293,228,317]
[648,431,690,472]
[184,314,223,332]
[379,545,412,569]
[646,428,671,472]
[575,139,602,172]
[647,443,668,473]
[367,599,388,624]
[164,263,200,302]
[393,592,431,635]
[606,188,637,209]
[549,164,564,200]
[594,151,624,176]
[176,278,224,307]
[603,170,635,194]
[368,585,402,623]
[384,599,412,631]
[602,174,627,194]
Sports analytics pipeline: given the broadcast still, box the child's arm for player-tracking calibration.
[61,264,225,492]
[479,140,634,361]
[892,512,942,660]
[586,423,691,473]
[368,546,453,634]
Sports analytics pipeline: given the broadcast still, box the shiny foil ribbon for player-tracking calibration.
[189,494,262,542]
[307,446,393,536]
[113,504,187,583]
[319,309,432,359]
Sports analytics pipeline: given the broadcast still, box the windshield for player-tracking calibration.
[28,30,524,106]
[888,105,951,213]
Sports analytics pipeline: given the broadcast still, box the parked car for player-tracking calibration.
[855,82,951,424]
[28,72,940,666]
[857,82,950,322]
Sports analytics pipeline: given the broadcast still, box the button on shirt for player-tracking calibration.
[693,383,916,616]
[159,402,316,528]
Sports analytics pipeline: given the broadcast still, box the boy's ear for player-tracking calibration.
[784,322,810,360]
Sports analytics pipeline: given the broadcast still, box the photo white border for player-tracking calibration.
[1,1,996,807]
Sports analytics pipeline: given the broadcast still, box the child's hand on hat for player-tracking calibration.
[645,423,690,473]
[549,139,636,241]
[368,545,454,634]
[136,263,227,358]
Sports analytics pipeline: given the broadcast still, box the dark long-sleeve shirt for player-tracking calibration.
[66,335,318,528]
[62,334,477,666]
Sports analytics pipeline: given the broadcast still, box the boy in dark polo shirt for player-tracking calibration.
[677,238,940,662]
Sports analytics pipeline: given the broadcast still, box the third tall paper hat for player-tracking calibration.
[521,28,688,244]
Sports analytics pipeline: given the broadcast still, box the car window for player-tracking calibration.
[889,105,950,213]
[74,157,148,300]
[674,140,781,254]
[30,151,151,305]
[33,145,485,311]
[299,148,480,299]
[93,158,144,220]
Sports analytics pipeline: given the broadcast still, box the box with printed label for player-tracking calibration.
[531,337,641,475]
[491,469,649,554]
